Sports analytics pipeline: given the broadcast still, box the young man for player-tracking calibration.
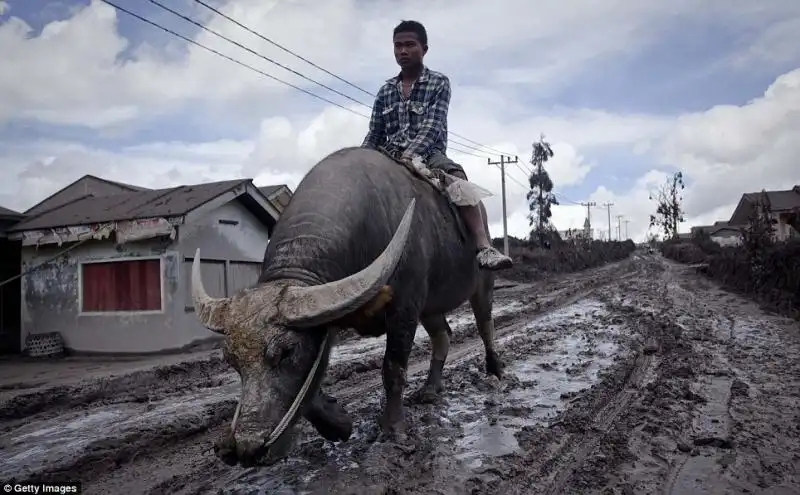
[362,20,513,271]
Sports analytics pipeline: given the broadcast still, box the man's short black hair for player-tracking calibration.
[393,20,427,45]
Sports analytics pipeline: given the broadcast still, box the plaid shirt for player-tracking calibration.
[362,66,450,160]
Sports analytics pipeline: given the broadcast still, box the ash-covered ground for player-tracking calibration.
[1,252,798,494]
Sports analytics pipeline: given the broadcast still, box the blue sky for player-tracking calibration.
[1,0,799,241]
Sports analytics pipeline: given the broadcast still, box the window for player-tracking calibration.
[182,258,261,312]
[183,258,225,311]
[81,259,162,313]
[228,261,261,293]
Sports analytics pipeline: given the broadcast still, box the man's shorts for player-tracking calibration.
[426,151,467,179]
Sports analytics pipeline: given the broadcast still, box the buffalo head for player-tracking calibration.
[190,199,416,466]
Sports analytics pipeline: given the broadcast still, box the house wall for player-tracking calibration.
[773,212,796,241]
[20,199,272,354]
[710,233,741,247]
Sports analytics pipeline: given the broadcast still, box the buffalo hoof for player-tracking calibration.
[486,352,505,379]
[305,394,353,443]
[378,418,410,446]
[407,383,442,405]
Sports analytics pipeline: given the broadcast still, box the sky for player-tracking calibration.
[1,0,799,243]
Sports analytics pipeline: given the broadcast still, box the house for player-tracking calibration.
[709,226,743,247]
[728,186,800,242]
[691,221,743,247]
[0,206,24,355]
[5,175,292,355]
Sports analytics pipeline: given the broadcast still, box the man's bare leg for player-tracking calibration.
[460,204,491,249]
[451,171,513,271]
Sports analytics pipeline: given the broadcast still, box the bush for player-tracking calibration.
[660,238,706,264]
[662,236,800,319]
[494,237,637,282]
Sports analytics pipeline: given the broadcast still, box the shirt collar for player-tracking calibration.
[386,65,430,84]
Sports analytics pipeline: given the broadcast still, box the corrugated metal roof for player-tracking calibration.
[743,187,800,211]
[10,179,250,232]
[0,206,23,218]
[258,185,284,197]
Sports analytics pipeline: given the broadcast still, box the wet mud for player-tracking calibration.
[1,253,798,494]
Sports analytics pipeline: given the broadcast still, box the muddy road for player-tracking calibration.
[2,253,799,494]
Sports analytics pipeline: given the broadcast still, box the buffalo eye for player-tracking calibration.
[266,346,294,368]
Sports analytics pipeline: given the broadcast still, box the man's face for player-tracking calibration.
[393,32,426,69]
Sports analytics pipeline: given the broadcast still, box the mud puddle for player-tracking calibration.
[0,298,528,484]
[329,300,524,363]
[218,298,630,493]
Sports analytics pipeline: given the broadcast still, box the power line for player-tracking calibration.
[185,0,517,158]
[146,0,369,112]
[103,0,489,160]
[191,0,375,98]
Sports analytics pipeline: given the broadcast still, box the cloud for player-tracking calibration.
[491,68,800,243]
[659,68,800,217]
[2,0,799,247]
[3,0,797,129]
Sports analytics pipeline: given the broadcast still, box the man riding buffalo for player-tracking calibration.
[362,20,513,272]
[192,19,508,468]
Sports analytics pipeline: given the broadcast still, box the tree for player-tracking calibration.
[742,191,776,287]
[527,134,559,246]
[649,171,685,240]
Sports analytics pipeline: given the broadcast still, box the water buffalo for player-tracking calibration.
[191,146,505,466]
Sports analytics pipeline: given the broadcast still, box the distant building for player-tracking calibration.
[5,175,292,355]
[728,186,800,242]
[690,221,743,247]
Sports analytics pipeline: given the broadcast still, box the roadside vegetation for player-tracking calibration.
[494,134,637,283]
[649,175,800,319]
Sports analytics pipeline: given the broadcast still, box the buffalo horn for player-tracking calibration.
[191,248,231,333]
[280,198,416,328]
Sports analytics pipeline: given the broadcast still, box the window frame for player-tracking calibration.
[77,255,165,316]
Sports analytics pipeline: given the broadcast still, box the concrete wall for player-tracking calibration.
[20,199,272,354]
[711,233,742,247]
[773,213,797,242]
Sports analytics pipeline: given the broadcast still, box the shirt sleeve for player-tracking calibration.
[402,76,451,159]
[362,89,385,150]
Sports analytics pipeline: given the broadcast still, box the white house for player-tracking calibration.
[6,175,292,355]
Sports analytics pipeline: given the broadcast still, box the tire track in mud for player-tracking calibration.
[2,257,642,493]
[332,266,639,404]
[533,263,669,495]
[120,276,630,494]
[538,350,660,495]
[137,260,645,494]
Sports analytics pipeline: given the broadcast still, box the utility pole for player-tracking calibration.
[616,215,624,241]
[487,155,520,256]
[602,202,614,243]
[624,220,630,240]
[580,201,596,238]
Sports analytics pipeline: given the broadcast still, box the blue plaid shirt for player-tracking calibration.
[362,66,450,160]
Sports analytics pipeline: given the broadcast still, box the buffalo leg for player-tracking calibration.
[409,314,452,404]
[303,389,353,442]
[470,271,505,378]
[379,317,417,439]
